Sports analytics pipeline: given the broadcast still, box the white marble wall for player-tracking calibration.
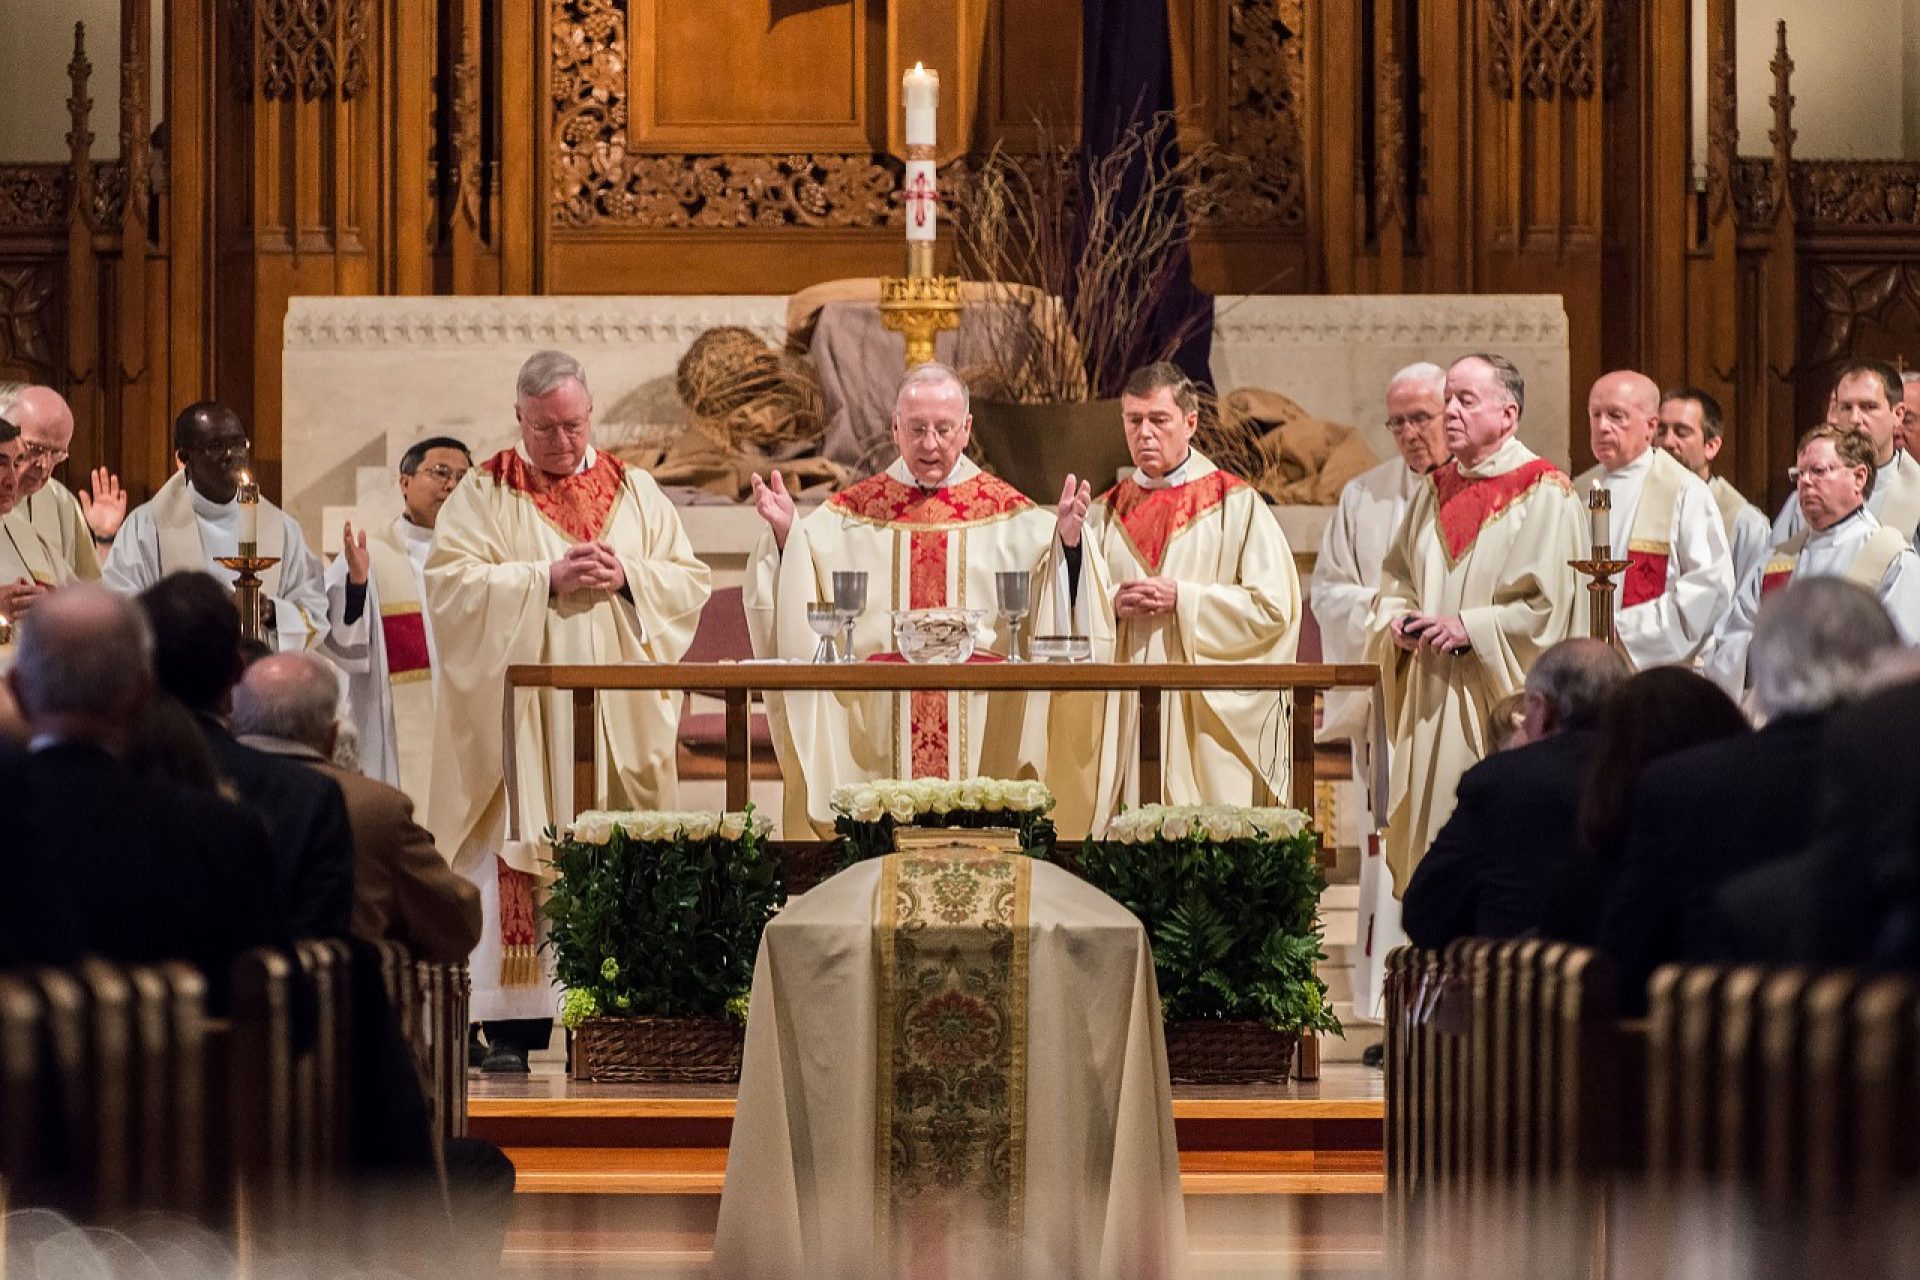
[283,292,1570,551]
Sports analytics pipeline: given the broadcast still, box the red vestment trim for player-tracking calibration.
[828,471,1033,528]
[1101,470,1245,573]
[1623,549,1670,609]
[381,609,431,677]
[1430,458,1569,562]
[497,857,540,986]
[1760,566,1794,598]
[481,448,627,543]
[908,529,950,778]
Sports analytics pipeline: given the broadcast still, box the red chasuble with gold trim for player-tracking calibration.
[828,471,1035,778]
[1623,550,1670,608]
[480,447,627,543]
[1429,457,1569,562]
[1101,470,1244,572]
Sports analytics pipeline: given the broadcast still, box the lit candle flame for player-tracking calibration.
[238,469,253,488]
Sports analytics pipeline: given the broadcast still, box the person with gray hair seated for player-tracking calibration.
[235,652,480,965]
[1602,578,1900,1009]
[2,583,282,993]
[1400,638,1632,947]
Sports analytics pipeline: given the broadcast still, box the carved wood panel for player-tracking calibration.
[0,262,62,385]
[629,0,878,151]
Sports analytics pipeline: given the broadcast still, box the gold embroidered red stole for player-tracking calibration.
[1430,457,1568,563]
[830,473,1034,778]
[480,447,627,542]
[1101,470,1244,573]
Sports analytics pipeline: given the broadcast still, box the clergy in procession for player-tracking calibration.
[102,402,335,651]
[1708,425,1920,692]
[1772,360,1920,545]
[0,383,124,582]
[0,417,71,641]
[1368,353,1586,892]
[745,361,1093,835]
[1310,361,1449,1027]
[325,437,471,803]
[425,350,709,1070]
[1656,386,1773,593]
[1573,370,1733,668]
[1033,361,1300,823]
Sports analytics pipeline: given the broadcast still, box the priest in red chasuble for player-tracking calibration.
[425,350,711,1053]
[1030,362,1301,832]
[744,362,1094,836]
[1368,353,1586,891]
[1572,370,1732,668]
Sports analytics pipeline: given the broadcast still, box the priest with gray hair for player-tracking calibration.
[424,348,710,1071]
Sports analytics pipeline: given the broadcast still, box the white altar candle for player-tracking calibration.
[1588,482,1608,552]
[237,470,260,548]
[903,62,938,244]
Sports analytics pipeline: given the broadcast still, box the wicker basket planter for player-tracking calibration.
[1163,1019,1298,1085]
[571,1015,744,1084]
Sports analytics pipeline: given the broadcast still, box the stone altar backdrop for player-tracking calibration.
[282,293,1571,578]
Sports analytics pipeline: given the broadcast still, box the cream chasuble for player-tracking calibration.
[743,456,1062,835]
[1709,475,1773,603]
[426,445,708,1017]
[20,479,101,581]
[1368,436,1585,891]
[0,514,70,671]
[1707,508,1920,694]
[101,471,333,652]
[712,853,1187,1280]
[1772,449,1920,546]
[1574,447,1733,667]
[325,516,437,804]
[1032,451,1299,832]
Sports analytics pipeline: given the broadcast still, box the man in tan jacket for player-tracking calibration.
[232,651,480,963]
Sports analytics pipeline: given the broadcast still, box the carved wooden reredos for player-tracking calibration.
[1,0,1918,511]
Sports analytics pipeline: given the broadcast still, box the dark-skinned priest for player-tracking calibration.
[1367,353,1586,894]
[743,361,1094,835]
[425,349,711,1069]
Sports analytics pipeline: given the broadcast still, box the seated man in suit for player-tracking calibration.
[136,570,355,939]
[1602,579,1897,1011]
[1400,638,1631,947]
[2,583,284,999]
[233,651,482,964]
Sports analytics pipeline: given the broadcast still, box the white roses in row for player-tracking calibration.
[565,809,772,847]
[829,777,1056,824]
[1102,805,1310,845]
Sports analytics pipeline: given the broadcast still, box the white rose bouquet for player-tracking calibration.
[829,776,1057,866]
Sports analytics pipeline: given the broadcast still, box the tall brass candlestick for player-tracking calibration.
[1569,483,1632,660]
[880,61,963,368]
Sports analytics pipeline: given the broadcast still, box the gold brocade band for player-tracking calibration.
[500,944,540,987]
[874,849,1031,1254]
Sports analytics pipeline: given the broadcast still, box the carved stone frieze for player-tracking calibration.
[1807,264,1920,366]
[0,263,61,381]
[0,166,69,231]
[231,0,372,102]
[1487,0,1600,101]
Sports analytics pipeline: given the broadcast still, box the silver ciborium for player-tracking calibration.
[831,570,868,663]
[806,604,841,664]
[994,569,1032,661]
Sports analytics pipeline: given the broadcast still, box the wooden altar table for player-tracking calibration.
[505,661,1383,830]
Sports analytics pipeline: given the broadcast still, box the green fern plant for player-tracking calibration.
[1076,824,1340,1036]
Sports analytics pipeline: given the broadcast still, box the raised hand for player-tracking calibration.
[749,469,797,551]
[341,521,370,585]
[78,467,127,541]
[1055,473,1093,548]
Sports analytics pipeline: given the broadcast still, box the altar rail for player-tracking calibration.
[505,661,1383,824]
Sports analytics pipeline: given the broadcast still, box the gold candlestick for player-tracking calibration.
[879,265,963,369]
[1570,485,1633,660]
[215,554,282,644]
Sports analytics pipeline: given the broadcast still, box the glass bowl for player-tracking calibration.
[890,609,985,664]
[1029,634,1093,663]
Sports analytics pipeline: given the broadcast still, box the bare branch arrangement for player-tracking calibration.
[950,114,1212,405]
